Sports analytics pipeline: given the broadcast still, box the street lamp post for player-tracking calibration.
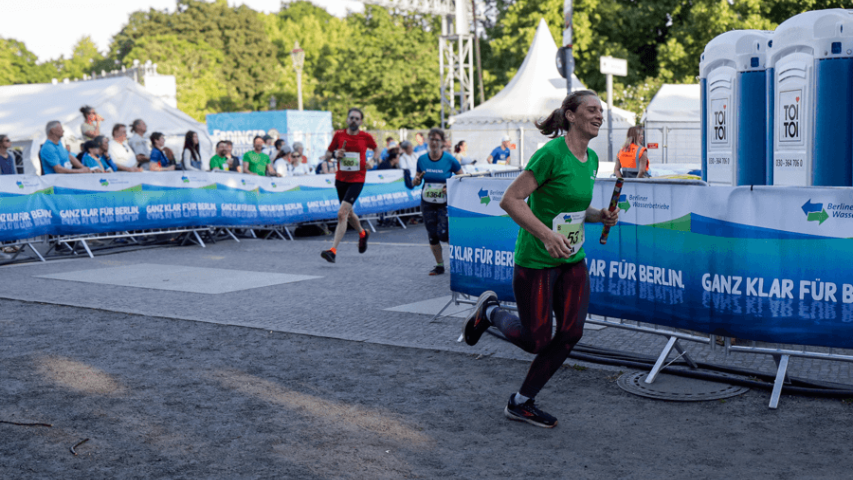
[290,41,305,111]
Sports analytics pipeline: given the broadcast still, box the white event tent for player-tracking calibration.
[641,84,701,164]
[449,18,636,166]
[0,77,213,174]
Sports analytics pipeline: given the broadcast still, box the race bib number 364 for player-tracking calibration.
[552,211,586,255]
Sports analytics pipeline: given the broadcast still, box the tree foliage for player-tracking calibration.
[110,0,277,112]
[0,37,53,85]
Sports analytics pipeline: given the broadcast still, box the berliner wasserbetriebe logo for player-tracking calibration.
[802,199,829,225]
[478,188,490,205]
[617,194,630,212]
[99,179,109,187]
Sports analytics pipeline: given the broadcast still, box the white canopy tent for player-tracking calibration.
[449,18,636,165]
[641,84,701,164]
[0,77,213,174]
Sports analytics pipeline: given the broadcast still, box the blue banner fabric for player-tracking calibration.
[0,171,419,241]
[447,176,853,349]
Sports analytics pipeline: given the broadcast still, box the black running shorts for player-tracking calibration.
[335,179,364,205]
[421,200,449,245]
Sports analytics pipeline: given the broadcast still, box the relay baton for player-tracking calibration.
[599,178,624,245]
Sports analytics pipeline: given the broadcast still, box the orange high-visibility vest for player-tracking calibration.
[617,144,649,171]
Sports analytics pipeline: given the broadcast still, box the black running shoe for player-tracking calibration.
[320,249,336,263]
[358,230,370,253]
[504,395,558,428]
[462,290,499,346]
[429,265,445,276]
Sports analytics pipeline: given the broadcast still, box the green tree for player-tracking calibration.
[122,35,231,121]
[0,37,53,85]
[261,1,350,111]
[314,6,441,129]
[52,36,115,81]
[110,0,277,111]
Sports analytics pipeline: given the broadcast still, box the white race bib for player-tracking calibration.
[340,152,360,172]
[552,211,585,255]
[422,182,447,204]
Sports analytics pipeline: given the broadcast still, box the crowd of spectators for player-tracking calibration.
[0,106,508,177]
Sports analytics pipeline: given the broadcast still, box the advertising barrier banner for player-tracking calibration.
[0,171,419,241]
[447,176,853,349]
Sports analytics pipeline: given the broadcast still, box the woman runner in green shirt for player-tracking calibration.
[462,90,619,428]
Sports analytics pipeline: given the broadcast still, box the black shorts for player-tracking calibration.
[421,200,448,245]
[335,180,364,205]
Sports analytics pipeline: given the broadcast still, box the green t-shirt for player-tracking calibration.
[209,155,228,171]
[242,151,270,175]
[513,137,599,269]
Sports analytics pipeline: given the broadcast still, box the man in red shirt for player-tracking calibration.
[321,107,380,263]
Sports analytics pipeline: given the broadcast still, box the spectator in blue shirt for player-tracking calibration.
[80,140,112,173]
[95,135,120,173]
[380,137,397,162]
[413,132,428,156]
[486,135,512,164]
[148,132,176,171]
[41,121,90,174]
[0,135,16,175]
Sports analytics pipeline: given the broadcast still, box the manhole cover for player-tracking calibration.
[617,371,749,402]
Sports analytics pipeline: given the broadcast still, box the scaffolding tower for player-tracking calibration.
[362,0,476,128]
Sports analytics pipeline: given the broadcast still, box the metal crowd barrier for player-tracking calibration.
[46,227,211,259]
[0,237,46,263]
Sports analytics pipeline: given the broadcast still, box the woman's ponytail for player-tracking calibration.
[535,90,598,138]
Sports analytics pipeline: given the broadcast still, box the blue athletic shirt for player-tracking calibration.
[82,153,112,172]
[41,139,73,174]
[416,151,462,184]
[417,151,461,204]
[489,146,511,163]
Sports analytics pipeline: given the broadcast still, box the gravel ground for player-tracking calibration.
[3,298,853,479]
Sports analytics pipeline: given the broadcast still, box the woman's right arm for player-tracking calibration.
[499,171,575,259]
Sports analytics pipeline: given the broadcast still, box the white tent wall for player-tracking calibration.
[641,84,701,165]
[0,77,213,174]
[449,18,635,166]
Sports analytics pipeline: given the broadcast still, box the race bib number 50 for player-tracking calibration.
[552,211,585,255]
[340,152,360,172]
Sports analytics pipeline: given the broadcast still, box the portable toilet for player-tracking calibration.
[767,9,853,186]
[700,30,773,186]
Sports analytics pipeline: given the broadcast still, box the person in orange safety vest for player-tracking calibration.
[614,126,650,178]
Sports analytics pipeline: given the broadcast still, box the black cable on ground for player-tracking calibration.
[484,328,853,398]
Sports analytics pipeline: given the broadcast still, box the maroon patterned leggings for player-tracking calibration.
[491,261,590,398]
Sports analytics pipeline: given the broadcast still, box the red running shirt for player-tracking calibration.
[327,130,378,183]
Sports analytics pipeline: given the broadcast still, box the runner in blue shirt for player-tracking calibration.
[487,135,512,164]
[413,128,462,275]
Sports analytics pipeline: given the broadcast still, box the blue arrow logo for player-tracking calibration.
[478,188,488,198]
[802,199,823,215]
[619,194,627,202]
[563,214,572,222]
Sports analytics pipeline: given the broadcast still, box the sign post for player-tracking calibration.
[563,0,574,94]
[600,56,628,163]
